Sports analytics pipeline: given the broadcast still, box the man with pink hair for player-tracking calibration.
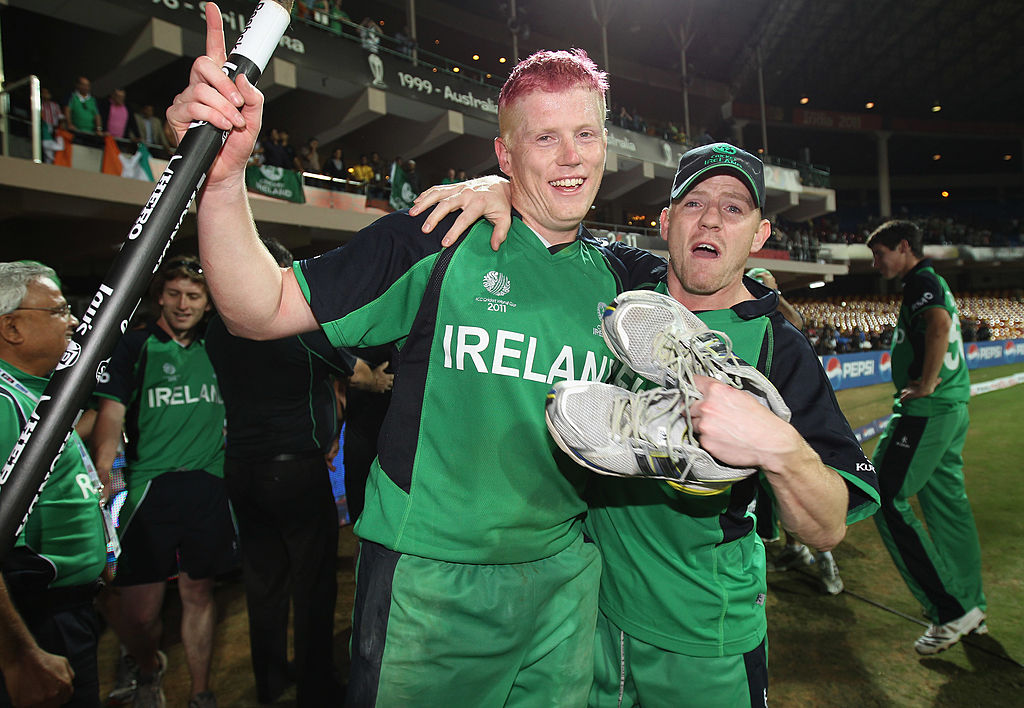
[168,4,662,704]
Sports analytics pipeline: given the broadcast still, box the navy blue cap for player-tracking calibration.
[671,143,765,209]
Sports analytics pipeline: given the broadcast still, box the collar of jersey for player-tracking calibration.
[146,318,202,348]
[507,209,584,261]
[0,358,47,392]
[902,257,933,284]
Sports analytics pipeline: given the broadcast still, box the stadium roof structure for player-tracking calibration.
[408,0,1023,181]
[0,0,1020,284]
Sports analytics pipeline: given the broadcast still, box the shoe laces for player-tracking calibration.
[652,327,746,390]
[610,387,699,479]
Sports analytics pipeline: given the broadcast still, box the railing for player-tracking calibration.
[294,12,504,89]
[765,154,832,188]
[0,74,42,163]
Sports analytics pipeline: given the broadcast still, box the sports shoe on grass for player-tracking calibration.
[545,380,752,495]
[768,543,815,571]
[105,646,139,706]
[133,650,168,708]
[601,290,791,421]
[914,606,988,655]
[815,550,844,595]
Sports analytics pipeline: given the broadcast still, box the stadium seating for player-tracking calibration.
[791,292,1024,341]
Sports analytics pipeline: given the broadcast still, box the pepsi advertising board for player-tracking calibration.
[821,339,1024,391]
[966,340,1024,370]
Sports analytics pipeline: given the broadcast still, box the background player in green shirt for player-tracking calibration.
[867,220,985,655]
[0,262,108,707]
[166,5,663,705]
[92,256,235,708]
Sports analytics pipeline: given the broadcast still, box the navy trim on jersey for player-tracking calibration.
[876,414,966,621]
[377,226,465,494]
[743,638,769,708]
[348,541,401,706]
[719,476,757,545]
[705,276,879,520]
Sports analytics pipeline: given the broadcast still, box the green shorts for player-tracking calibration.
[348,532,601,707]
[590,611,768,708]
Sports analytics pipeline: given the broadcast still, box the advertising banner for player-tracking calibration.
[245,165,306,203]
[821,339,1024,391]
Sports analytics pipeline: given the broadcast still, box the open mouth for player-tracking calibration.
[550,177,585,191]
[693,242,720,257]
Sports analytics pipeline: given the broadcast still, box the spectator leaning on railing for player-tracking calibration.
[134,104,172,152]
[65,76,103,134]
[101,89,139,141]
[350,154,374,191]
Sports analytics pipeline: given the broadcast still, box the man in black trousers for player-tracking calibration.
[206,239,390,705]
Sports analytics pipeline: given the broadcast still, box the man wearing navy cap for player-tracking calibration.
[576,144,878,707]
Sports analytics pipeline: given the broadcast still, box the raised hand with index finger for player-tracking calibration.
[166,1,267,192]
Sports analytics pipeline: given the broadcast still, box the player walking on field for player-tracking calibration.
[867,220,986,655]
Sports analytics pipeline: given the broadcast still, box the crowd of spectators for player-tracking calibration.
[789,212,1023,250]
[792,290,1023,356]
[245,130,470,200]
[27,76,177,164]
[804,321,893,355]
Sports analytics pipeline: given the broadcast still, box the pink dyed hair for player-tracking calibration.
[498,49,608,119]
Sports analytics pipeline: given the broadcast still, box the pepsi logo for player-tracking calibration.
[1004,341,1016,361]
[824,356,842,388]
[879,352,891,373]
[967,343,980,363]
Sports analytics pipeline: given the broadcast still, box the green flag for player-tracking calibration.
[245,165,306,203]
[389,162,417,210]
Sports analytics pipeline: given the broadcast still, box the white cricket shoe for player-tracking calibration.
[545,380,753,495]
[769,543,815,572]
[914,606,988,655]
[601,290,791,421]
[815,550,845,595]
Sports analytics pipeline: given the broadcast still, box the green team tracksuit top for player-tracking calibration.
[586,279,880,657]
[0,361,107,589]
[891,259,970,415]
[296,211,663,565]
[95,321,225,486]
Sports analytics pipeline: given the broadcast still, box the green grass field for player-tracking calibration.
[766,362,1024,706]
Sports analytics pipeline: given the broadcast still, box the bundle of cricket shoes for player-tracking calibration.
[545,290,791,495]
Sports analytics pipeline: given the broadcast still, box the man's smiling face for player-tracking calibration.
[495,86,607,245]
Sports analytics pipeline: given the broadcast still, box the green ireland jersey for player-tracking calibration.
[586,279,880,657]
[96,321,225,485]
[892,259,970,415]
[0,361,107,588]
[296,214,636,564]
